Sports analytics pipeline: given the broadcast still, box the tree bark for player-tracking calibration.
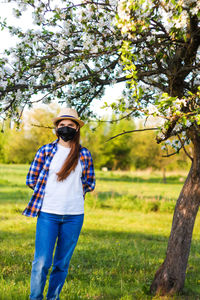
[150,129,200,295]
[163,168,166,184]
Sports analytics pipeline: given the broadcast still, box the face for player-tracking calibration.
[57,119,79,131]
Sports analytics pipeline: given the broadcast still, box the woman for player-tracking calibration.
[23,108,95,300]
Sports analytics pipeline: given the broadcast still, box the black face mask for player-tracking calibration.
[57,126,77,142]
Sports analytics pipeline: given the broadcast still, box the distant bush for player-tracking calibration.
[0,107,191,171]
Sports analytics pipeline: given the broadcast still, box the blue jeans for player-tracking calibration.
[30,212,84,300]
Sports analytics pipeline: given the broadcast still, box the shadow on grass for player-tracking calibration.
[0,180,26,188]
[0,175,186,186]
[0,189,177,209]
[0,191,31,205]
[0,227,200,299]
[97,175,186,185]
[96,191,176,202]
[0,185,32,204]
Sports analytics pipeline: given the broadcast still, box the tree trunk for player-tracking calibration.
[163,168,166,184]
[150,131,200,295]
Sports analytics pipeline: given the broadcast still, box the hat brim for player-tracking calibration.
[53,116,84,128]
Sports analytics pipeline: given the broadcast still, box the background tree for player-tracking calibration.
[0,0,199,296]
[0,121,9,162]
[1,106,191,172]
[100,115,136,170]
[0,105,58,163]
[26,105,59,148]
[4,125,35,163]
[80,120,109,169]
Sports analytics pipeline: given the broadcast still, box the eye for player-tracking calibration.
[58,123,65,127]
[68,123,76,128]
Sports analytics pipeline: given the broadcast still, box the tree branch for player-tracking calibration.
[105,127,158,142]
[177,134,193,161]
[96,110,136,123]
[31,124,54,129]
[78,85,104,114]
[162,149,180,157]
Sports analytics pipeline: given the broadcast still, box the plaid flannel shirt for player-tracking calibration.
[23,139,95,217]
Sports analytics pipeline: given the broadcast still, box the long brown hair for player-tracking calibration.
[56,121,80,181]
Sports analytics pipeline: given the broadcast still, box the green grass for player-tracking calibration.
[1,165,200,299]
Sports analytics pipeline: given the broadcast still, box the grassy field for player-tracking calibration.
[1,164,200,299]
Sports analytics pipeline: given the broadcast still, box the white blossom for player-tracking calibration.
[71,81,76,88]
[173,123,183,132]
[0,81,8,89]
[12,8,20,18]
[146,36,152,42]
[18,3,27,12]
[4,65,14,75]
[178,0,196,6]
[54,68,62,81]
[28,87,34,94]
[111,79,117,85]
[186,120,192,127]
[191,5,200,15]
[157,132,165,140]
[171,139,177,147]
[16,89,22,100]
[92,46,99,53]
[177,141,182,148]
[58,39,70,52]
[182,131,186,136]
[34,29,41,35]
[174,11,188,29]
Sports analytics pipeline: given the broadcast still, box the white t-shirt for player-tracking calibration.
[41,143,84,215]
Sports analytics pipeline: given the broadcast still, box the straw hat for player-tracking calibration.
[52,108,84,127]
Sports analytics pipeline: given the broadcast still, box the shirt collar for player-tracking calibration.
[52,139,59,145]
[53,138,82,150]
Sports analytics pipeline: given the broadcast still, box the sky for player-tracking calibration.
[0,2,125,119]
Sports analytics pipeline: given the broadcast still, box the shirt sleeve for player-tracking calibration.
[26,146,45,190]
[82,149,95,195]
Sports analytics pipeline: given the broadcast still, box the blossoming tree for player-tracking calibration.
[118,0,200,295]
[0,0,123,122]
[0,0,200,296]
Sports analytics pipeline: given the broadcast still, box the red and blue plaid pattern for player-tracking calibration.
[23,140,95,217]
